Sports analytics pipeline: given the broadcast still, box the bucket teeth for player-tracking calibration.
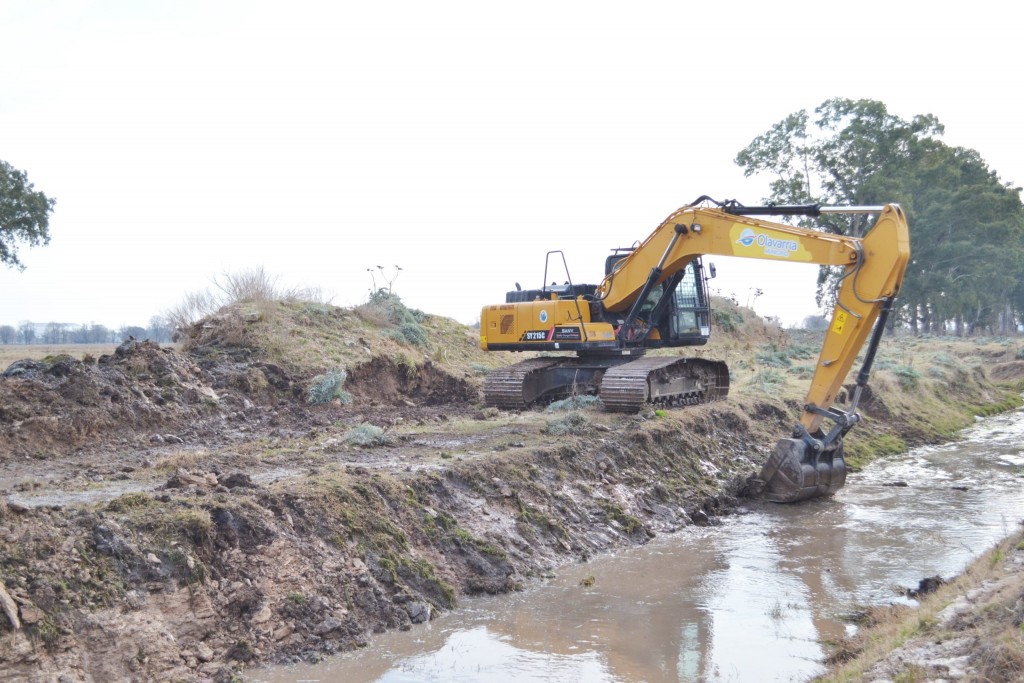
[756,437,847,503]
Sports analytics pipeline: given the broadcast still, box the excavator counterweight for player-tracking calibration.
[479,197,910,503]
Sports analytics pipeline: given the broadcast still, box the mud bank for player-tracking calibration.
[1,322,1022,682]
[0,401,768,682]
[816,526,1024,682]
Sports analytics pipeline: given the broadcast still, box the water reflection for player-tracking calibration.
[252,408,1024,683]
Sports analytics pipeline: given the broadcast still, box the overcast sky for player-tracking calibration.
[2,1,1021,332]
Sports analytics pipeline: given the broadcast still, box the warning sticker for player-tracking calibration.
[832,310,848,335]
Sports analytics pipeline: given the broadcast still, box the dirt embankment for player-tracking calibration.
[0,331,772,682]
[816,527,1024,682]
[0,305,1021,682]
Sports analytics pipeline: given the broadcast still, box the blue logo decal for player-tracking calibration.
[539,310,549,324]
[736,228,757,247]
[736,229,798,257]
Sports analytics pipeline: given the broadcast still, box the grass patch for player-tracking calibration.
[749,369,787,395]
[105,492,152,512]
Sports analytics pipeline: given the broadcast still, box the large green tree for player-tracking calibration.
[736,98,1024,334]
[0,160,56,270]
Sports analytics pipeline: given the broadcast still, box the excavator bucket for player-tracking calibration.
[756,437,847,503]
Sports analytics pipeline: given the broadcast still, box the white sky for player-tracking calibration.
[2,0,1021,331]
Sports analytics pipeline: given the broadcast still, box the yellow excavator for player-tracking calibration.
[479,196,910,503]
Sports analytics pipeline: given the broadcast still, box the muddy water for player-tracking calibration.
[252,407,1024,683]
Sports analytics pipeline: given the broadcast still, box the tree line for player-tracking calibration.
[0,317,173,345]
[737,98,1024,335]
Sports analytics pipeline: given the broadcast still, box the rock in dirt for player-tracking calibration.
[0,580,21,629]
[907,575,946,598]
[406,602,431,624]
[195,642,215,663]
[220,472,257,489]
[690,510,711,526]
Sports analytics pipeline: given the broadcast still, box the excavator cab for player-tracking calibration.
[664,261,713,344]
[605,251,712,348]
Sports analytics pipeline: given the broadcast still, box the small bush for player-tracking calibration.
[343,423,393,447]
[713,308,742,333]
[307,369,352,405]
[359,290,429,348]
[543,411,590,435]
[545,395,602,412]
[397,321,429,347]
[383,323,429,347]
[893,365,921,390]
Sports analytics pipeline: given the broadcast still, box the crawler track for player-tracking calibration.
[483,358,567,410]
[484,355,729,412]
[600,357,730,412]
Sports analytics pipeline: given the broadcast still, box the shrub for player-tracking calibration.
[307,369,352,405]
[358,290,429,348]
[713,308,742,333]
[543,411,590,435]
[893,365,921,390]
[545,395,602,412]
[383,321,429,347]
[343,423,393,447]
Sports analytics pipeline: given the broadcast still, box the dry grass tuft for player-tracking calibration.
[164,266,328,331]
[152,449,207,471]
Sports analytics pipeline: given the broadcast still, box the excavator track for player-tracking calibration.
[599,357,730,413]
[485,355,729,413]
[483,358,568,410]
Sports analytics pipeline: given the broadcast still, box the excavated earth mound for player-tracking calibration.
[0,340,224,459]
[0,338,477,462]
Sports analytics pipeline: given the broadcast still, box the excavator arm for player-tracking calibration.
[596,199,910,501]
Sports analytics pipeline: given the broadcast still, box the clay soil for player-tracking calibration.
[1,303,1022,683]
